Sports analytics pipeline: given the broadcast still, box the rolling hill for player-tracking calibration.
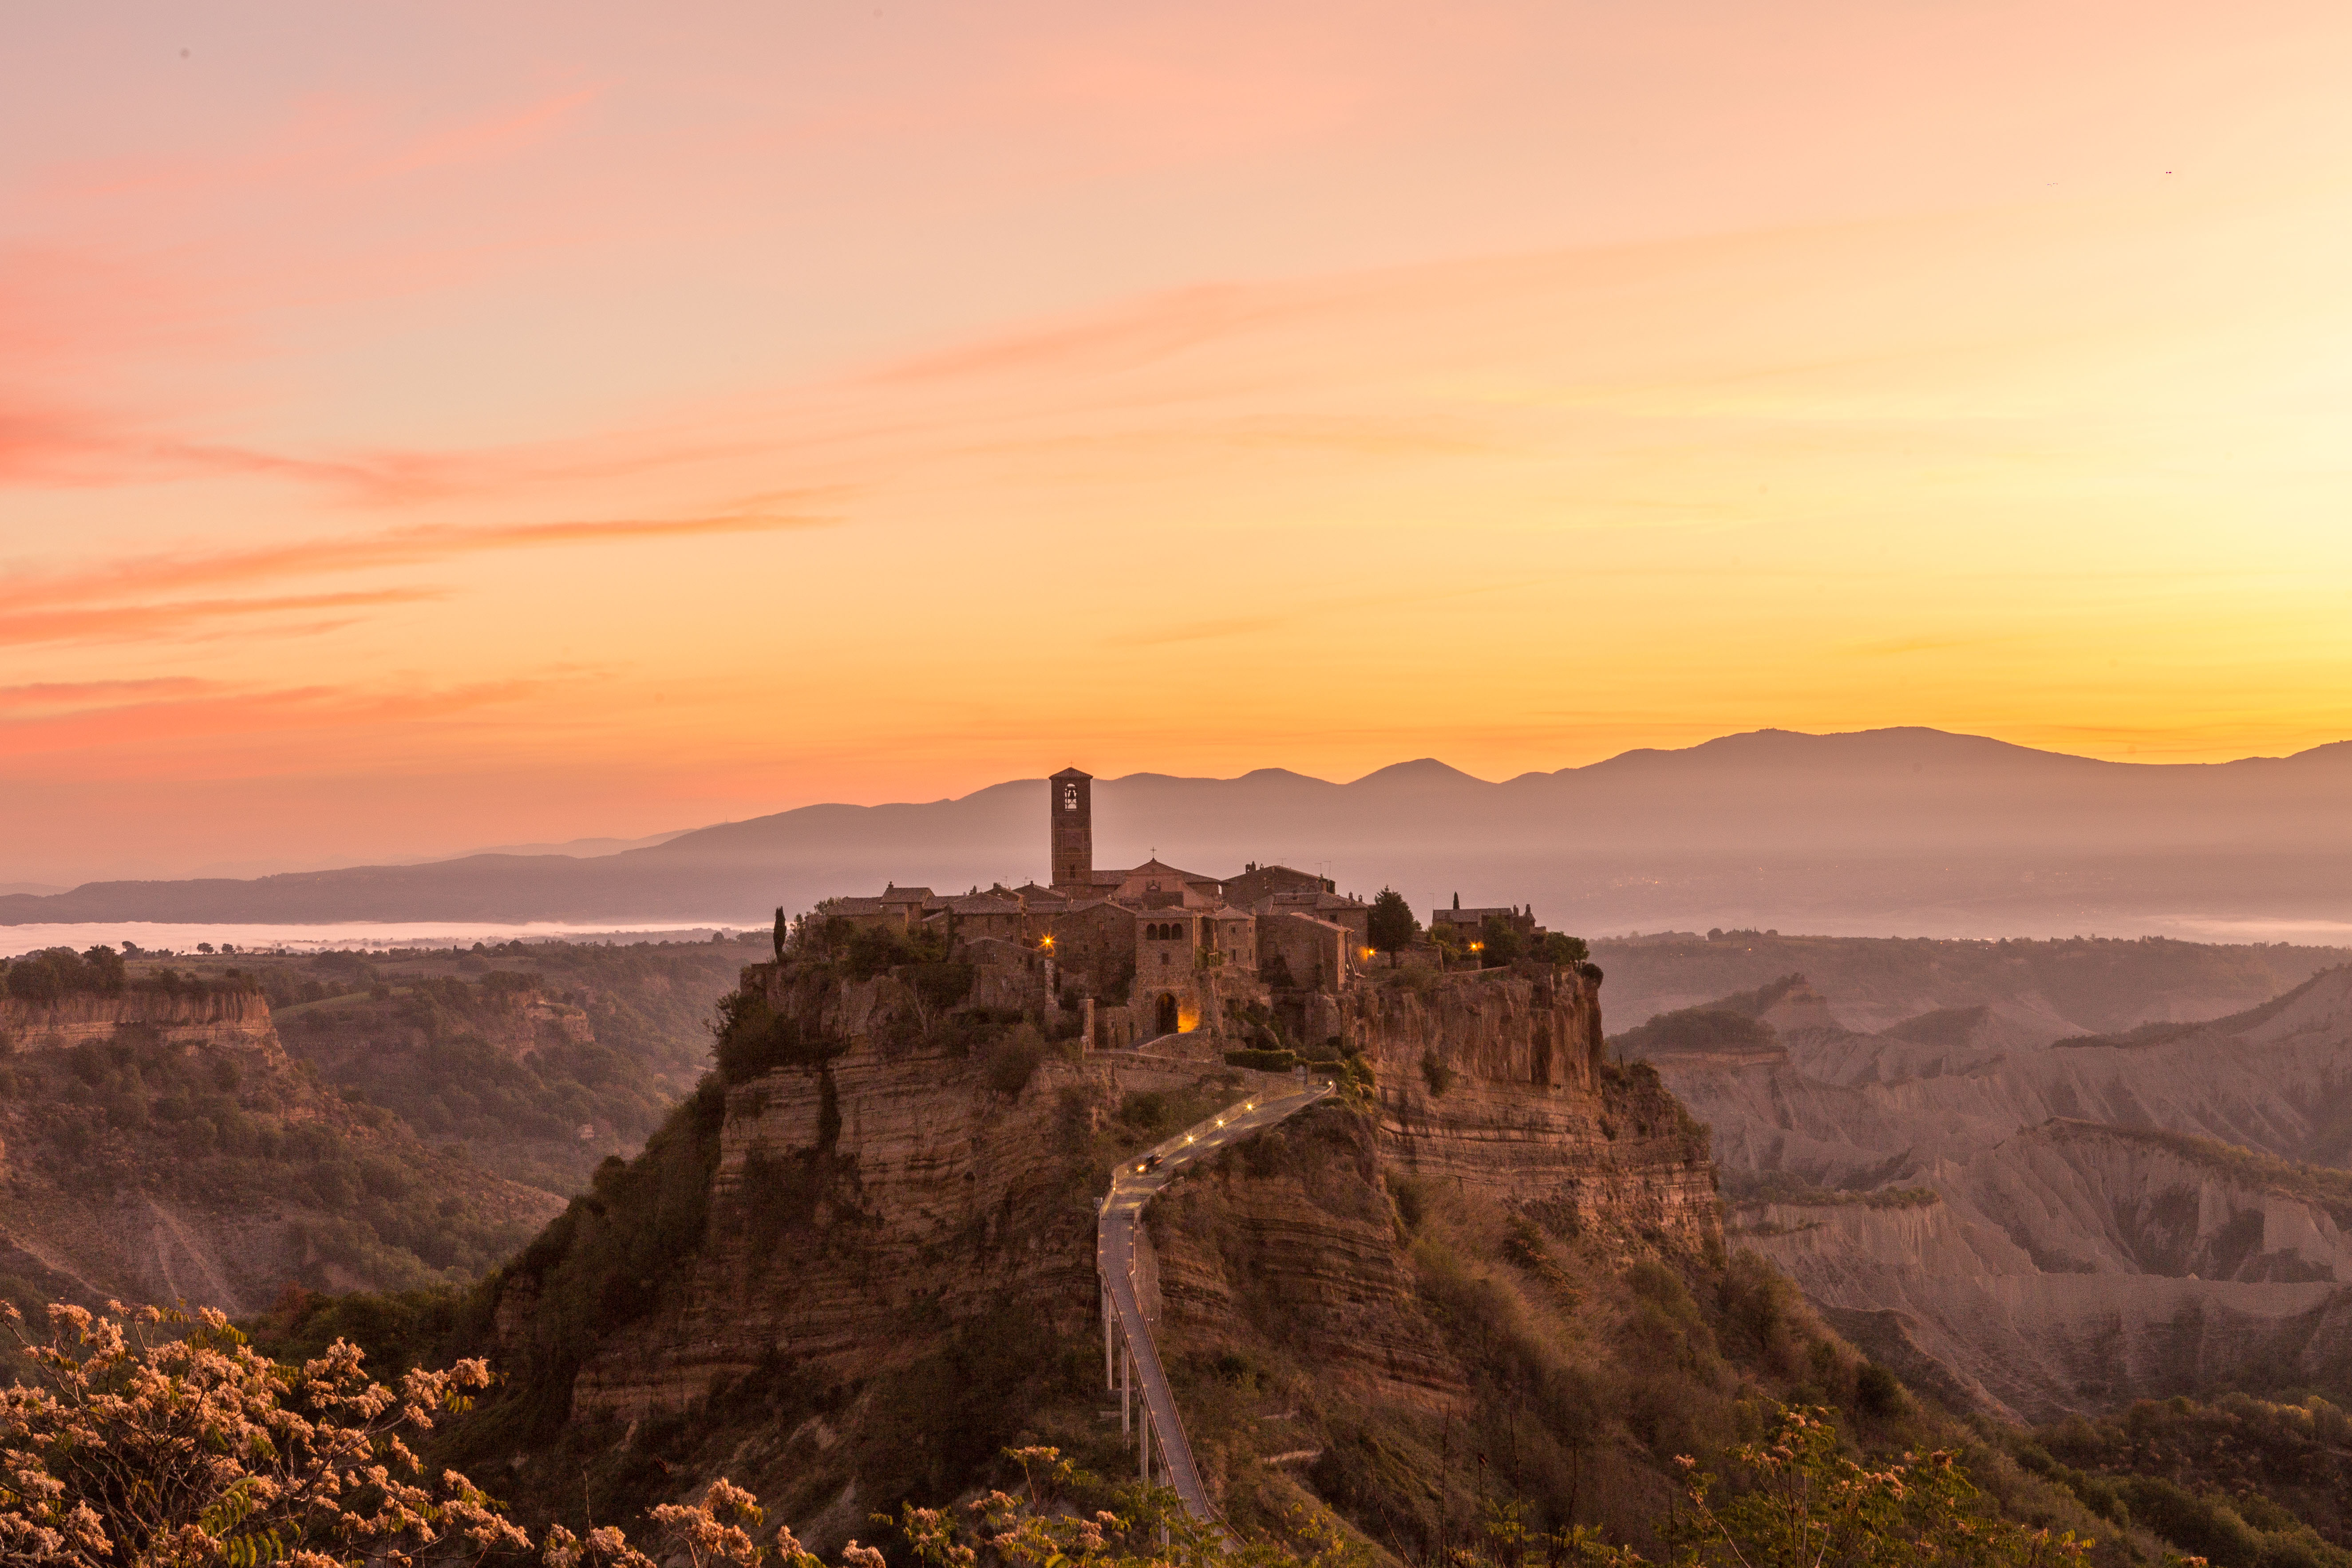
[6,727,2351,937]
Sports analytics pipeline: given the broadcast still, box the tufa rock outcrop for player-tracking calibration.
[0,989,285,1058]
[501,956,1720,1457]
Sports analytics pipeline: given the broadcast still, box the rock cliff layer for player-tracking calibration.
[0,990,283,1056]
[1354,968,1717,1260]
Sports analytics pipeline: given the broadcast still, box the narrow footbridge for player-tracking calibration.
[1098,1076,1336,1525]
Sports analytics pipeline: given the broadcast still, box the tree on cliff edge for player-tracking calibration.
[1368,887,1419,968]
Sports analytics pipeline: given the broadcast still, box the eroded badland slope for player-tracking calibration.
[1595,933,2351,1037]
[1633,961,2352,1420]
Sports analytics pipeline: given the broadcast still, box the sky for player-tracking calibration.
[6,1,2352,885]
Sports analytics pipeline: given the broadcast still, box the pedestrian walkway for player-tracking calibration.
[1096,1080,1336,1527]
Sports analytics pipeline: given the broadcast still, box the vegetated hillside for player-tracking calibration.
[228,938,757,1195]
[1593,932,2351,1035]
[1625,960,2352,1421]
[239,952,2141,1568]
[14,728,2352,937]
[0,947,560,1316]
[2009,1391,2352,1568]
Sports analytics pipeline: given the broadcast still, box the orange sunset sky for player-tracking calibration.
[7,1,2352,885]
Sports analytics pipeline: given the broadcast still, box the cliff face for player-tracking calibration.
[1353,968,1718,1261]
[483,991,597,1058]
[494,957,1722,1551]
[570,1039,1106,1416]
[0,990,284,1057]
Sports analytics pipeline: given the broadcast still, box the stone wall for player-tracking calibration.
[1258,912,1351,995]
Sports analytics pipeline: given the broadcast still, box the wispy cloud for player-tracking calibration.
[0,511,832,616]
[0,393,798,504]
[0,678,218,713]
[0,673,583,767]
[0,588,447,649]
[48,84,604,214]
[871,282,1278,388]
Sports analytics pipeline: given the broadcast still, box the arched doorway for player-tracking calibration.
[1155,992,1180,1035]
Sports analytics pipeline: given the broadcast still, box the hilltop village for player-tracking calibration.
[804,766,1561,1051]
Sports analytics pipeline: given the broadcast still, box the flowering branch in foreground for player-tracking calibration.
[0,1300,836,1568]
[1650,1406,2095,1568]
[0,1299,519,1568]
[0,1303,2090,1568]
[887,1447,1375,1568]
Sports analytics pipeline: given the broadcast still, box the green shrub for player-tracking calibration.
[899,962,975,1011]
[1223,1048,1297,1072]
[840,923,949,980]
[1384,1171,1426,1232]
[708,990,834,1085]
[1716,1248,1811,1379]
[1368,887,1420,965]
[1419,1053,1454,1096]
[2122,1477,2268,1568]
[850,1301,1069,1520]
[1478,915,1525,968]
[1853,1362,1905,1417]
[1611,1006,1776,1058]
[982,1024,1048,1095]
[475,1077,729,1447]
[1541,932,1590,965]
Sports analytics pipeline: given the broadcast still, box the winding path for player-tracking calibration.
[1097,1074,1336,1525]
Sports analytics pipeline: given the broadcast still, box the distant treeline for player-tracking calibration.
[1,945,261,1003]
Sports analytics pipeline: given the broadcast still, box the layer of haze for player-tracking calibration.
[7,2,2352,884]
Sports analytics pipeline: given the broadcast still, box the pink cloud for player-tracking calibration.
[0,678,217,713]
[0,512,833,633]
[0,588,445,650]
[0,674,578,771]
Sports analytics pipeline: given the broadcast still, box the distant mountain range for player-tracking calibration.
[7,727,2351,938]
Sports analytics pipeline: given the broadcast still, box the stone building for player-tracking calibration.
[822,884,941,934]
[1222,862,1332,905]
[813,766,1542,1050]
[1256,910,1353,994]
[1431,895,1542,943]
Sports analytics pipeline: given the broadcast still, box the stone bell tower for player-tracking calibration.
[1049,766,1093,889]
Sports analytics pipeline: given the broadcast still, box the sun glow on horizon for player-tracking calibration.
[7,1,2352,884]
